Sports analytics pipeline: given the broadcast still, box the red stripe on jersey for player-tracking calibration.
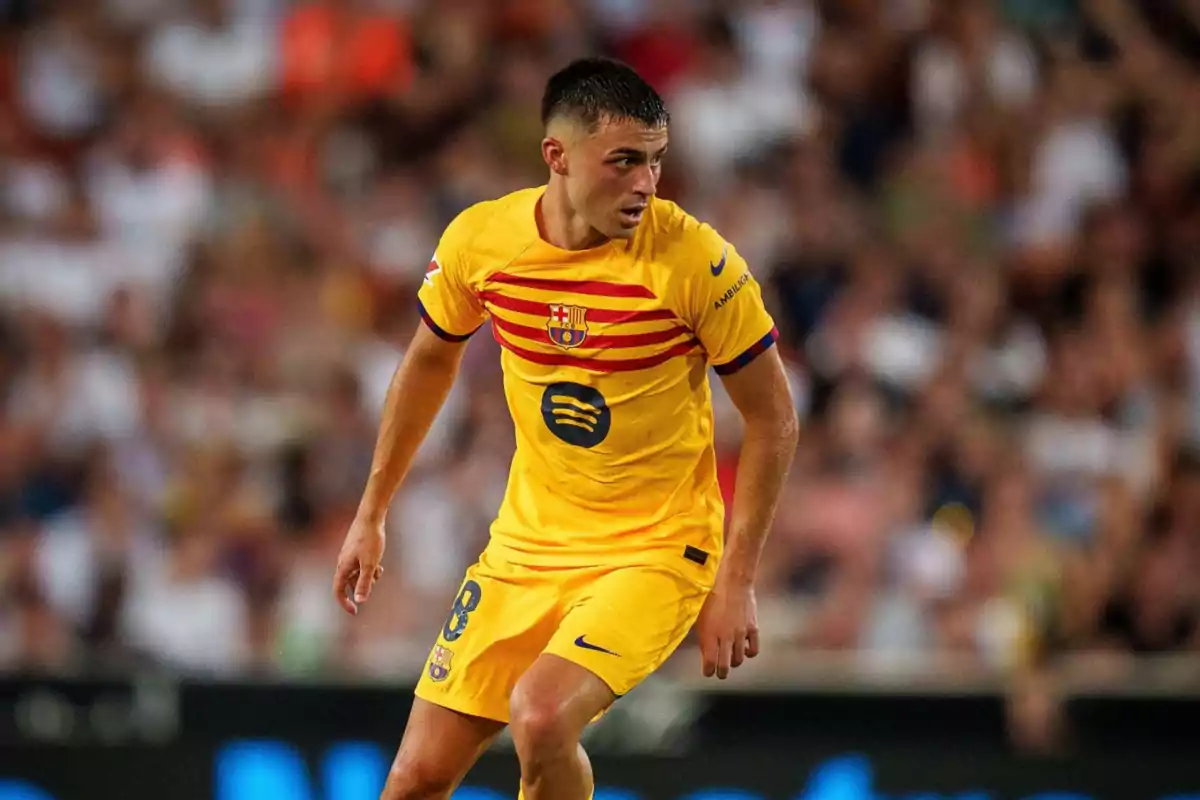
[491,314,689,349]
[480,291,678,324]
[492,327,700,372]
[490,273,657,299]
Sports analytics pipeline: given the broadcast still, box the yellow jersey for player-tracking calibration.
[416,187,777,579]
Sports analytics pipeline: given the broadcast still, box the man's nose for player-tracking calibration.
[631,164,657,196]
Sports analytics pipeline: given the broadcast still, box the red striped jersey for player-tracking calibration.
[416,187,777,575]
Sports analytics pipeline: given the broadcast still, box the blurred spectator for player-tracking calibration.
[670,12,811,193]
[144,0,276,111]
[16,5,110,143]
[281,0,414,110]
[32,450,156,664]
[911,0,1038,142]
[120,517,249,675]
[8,314,141,458]
[1094,523,1199,655]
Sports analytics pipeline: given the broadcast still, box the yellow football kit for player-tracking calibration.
[413,187,777,722]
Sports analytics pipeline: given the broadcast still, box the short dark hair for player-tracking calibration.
[541,57,669,131]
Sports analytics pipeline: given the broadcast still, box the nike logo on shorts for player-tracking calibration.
[574,635,620,656]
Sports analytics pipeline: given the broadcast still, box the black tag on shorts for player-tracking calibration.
[683,546,709,566]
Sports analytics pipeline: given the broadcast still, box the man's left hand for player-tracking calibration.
[696,574,760,679]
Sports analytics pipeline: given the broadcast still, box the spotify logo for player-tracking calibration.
[540,382,611,448]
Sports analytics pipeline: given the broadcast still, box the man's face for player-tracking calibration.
[558,116,668,240]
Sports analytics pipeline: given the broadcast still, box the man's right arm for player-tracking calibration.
[334,210,488,614]
[332,323,470,615]
[356,322,469,524]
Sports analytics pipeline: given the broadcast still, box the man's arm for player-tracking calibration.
[332,322,469,614]
[673,218,797,675]
[716,347,799,586]
[357,322,469,522]
[696,347,799,678]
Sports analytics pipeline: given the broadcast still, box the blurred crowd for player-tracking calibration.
[0,0,1198,687]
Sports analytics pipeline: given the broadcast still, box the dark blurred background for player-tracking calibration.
[0,0,1198,797]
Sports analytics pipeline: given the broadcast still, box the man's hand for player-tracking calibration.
[332,516,386,615]
[695,574,760,679]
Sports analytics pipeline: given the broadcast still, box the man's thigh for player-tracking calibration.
[387,698,504,792]
[415,555,563,723]
[545,564,709,699]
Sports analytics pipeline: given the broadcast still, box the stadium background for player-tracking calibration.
[0,0,1198,797]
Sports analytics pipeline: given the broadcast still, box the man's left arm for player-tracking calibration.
[716,347,799,588]
[698,348,799,678]
[682,228,800,678]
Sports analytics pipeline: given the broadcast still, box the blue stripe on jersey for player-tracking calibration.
[417,299,477,342]
[713,327,779,375]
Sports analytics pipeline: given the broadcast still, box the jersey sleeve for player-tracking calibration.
[416,213,487,341]
[681,226,779,375]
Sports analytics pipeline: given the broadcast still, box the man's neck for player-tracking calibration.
[538,182,608,251]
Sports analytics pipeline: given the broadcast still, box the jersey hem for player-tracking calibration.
[482,539,720,590]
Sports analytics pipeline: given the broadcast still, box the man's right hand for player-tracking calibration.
[332,516,387,615]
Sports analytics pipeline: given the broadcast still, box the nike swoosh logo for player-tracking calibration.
[574,635,620,656]
[710,248,728,277]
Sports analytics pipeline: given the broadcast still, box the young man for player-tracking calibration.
[332,57,799,800]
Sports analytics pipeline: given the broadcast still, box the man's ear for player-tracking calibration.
[542,136,568,176]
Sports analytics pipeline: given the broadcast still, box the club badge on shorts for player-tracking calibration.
[428,644,454,682]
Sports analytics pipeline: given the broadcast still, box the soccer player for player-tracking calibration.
[332,57,799,800]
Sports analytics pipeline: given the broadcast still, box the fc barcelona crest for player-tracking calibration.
[547,304,589,350]
[428,644,454,682]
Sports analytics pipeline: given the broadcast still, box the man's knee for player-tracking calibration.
[379,757,458,800]
[510,654,614,769]
[509,684,578,761]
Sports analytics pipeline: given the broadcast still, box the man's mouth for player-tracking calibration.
[618,204,646,225]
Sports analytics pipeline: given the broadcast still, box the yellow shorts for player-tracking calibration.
[414,547,710,723]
